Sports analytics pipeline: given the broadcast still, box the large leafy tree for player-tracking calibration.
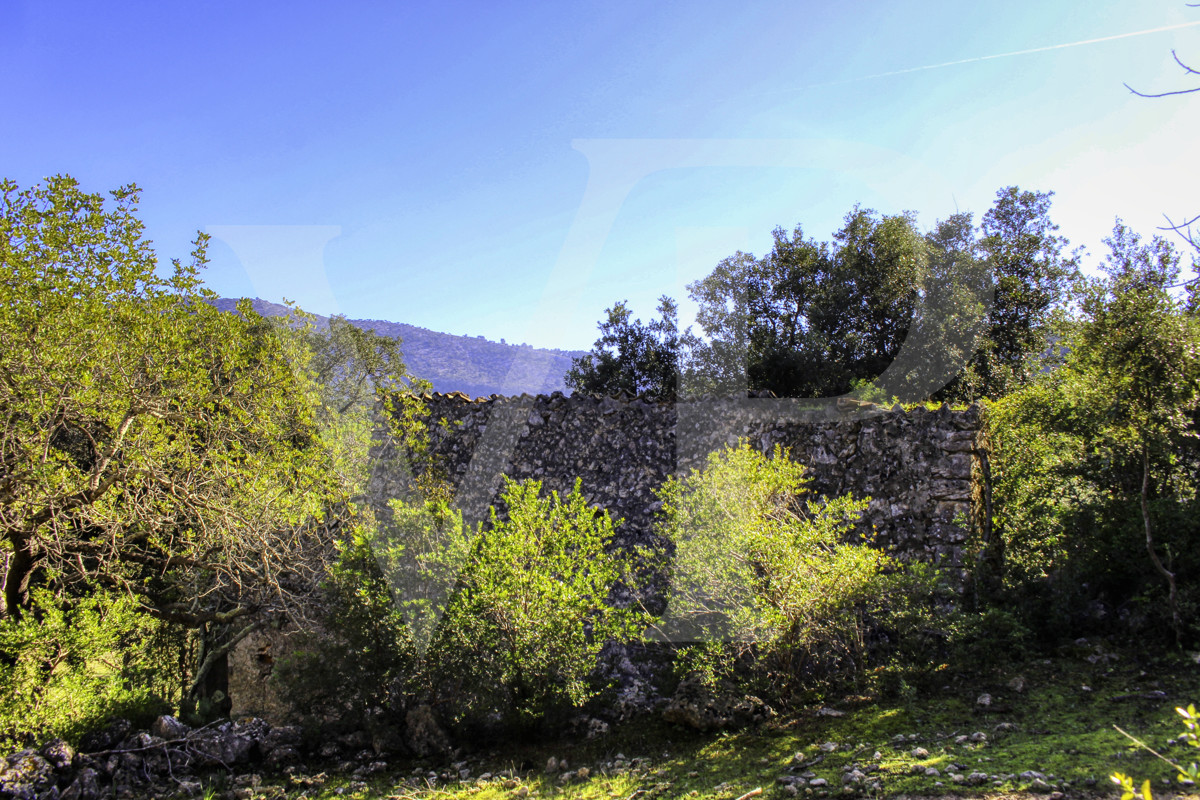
[819,206,928,387]
[910,212,992,402]
[1073,223,1199,644]
[688,225,834,396]
[988,222,1200,644]
[967,186,1078,398]
[570,189,1074,403]
[565,295,687,400]
[687,191,1070,401]
[0,176,413,707]
[686,208,928,398]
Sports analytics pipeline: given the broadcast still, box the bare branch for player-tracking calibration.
[1158,213,1200,288]
[1161,212,1200,234]
[1174,49,1200,75]
[91,410,137,491]
[1124,81,1200,98]
[141,602,257,628]
[1124,50,1200,97]
[21,473,119,530]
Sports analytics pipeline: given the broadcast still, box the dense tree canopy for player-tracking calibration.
[684,208,931,398]
[900,212,992,402]
[685,225,833,396]
[564,296,687,400]
[988,222,1200,643]
[570,187,1073,403]
[1073,223,1199,643]
[957,187,1079,399]
[0,176,416,704]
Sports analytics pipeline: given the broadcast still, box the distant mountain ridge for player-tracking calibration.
[210,298,585,398]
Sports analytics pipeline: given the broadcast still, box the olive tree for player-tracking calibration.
[0,176,411,710]
[988,222,1200,645]
[565,296,689,401]
[1073,224,1200,644]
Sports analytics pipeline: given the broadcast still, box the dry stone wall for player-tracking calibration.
[232,391,991,720]
[411,391,990,570]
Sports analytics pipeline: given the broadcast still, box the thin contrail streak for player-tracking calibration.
[807,19,1200,89]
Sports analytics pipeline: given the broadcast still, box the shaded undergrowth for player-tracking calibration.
[232,645,1200,800]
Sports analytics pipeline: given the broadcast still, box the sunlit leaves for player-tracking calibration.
[433,477,651,720]
[654,441,888,687]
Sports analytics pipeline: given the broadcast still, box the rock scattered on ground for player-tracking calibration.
[660,675,774,732]
[1,715,338,800]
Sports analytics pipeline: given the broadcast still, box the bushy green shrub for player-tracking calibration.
[0,589,175,749]
[269,526,419,730]
[984,225,1200,645]
[654,440,892,698]
[429,478,653,730]
[273,478,653,736]
[270,493,475,730]
[986,340,1200,645]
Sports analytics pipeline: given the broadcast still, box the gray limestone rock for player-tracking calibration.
[404,705,451,758]
[59,768,100,800]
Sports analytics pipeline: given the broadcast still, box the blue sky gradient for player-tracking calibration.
[3,1,1199,351]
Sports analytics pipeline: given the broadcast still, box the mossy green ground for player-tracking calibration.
[232,646,1200,800]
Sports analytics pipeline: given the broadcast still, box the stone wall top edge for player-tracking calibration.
[413,390,983,421]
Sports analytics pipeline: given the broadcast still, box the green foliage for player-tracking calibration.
[564,188,1078,404]
[270,522,420,729]
[673,189,1066,402]
[1112,703,1199,800]
[0,175,427,732]
[1075,225,1200,644]
[0,176,343,625]
[654,441,891,695]
[986,220,1200,643]
[822,207,928,384]
[861,564,1032,700]
[270,491,475,729]
[685,226,833,397]
[912,212,994,403]
[0,589,174,749]
[566,296,687,400]
[958,186,1079,399]
[430,478,652,728]
[686,209,931,398]
[273,475,652,735]
[846,377,905,407]
[377,496,474,654]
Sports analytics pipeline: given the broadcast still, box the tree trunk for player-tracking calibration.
[2,532,35,621]
[196,645,231,717]
[1141,442,1181,647]
[185,620,260,720]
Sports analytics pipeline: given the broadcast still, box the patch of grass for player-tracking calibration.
[242,647,1200,800]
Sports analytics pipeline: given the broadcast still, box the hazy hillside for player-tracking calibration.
[210,298,585,398]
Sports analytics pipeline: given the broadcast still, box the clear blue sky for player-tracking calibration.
[3,1,1199,352]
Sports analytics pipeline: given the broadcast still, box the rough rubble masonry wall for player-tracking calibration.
[407,392,991,568]
[232,392,991,718]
